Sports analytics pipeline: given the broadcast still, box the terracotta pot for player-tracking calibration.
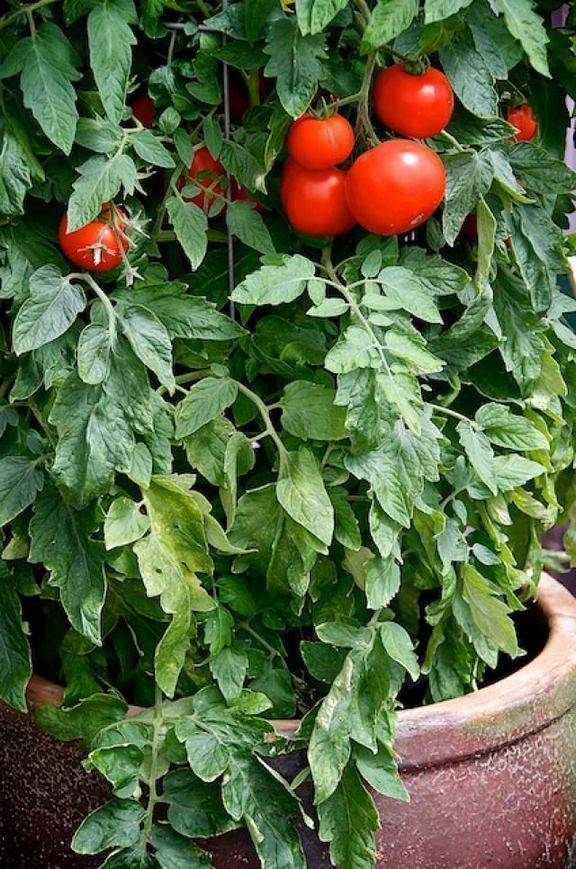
[1,573,576,868]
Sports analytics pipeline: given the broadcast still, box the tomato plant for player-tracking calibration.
[0,1,575,868]
[345,140,446,234]
[372,64,454,138]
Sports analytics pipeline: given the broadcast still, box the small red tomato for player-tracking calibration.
[462,213,478,244]
[59,208,128,273]
[181,146,225,212]
[231,180,267,213]
[282,161,356,237]
[507,104,538,142]
[345,140,446,236]
[132,95,155,128]
[287,113,355,170]
[373,65,454,138]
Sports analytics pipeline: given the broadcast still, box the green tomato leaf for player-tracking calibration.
[318,764,379,869]
[13,266,86,355]
[280,381,347,441]
[0,565,32,711]
[73,799,146,855]
[120,305,175,393]
[226,200,275,255]
[104,496,150,550]
[88,0,137,125]
[296,0,350,35]
[276,447,334,546]
[264,17,326,118]
[493,0,549,77]
[231,254,315,306]
[174,377,238,439]
[166,196,208,270]
[29,481,106,644]
[362,0,419,52]
[67,152,137,231]
[0,456,43,526]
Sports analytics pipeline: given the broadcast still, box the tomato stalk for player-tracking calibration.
[138,683,164,858]
[0,0,58,31]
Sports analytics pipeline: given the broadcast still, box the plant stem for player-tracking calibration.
[322,248,393,377]
[234,381,288,465]
[139,683,163,857]
[239,621,282,660]
[157,369,211,396]
[0,0,58,31]
[71,273,117,343]
[429,403,475,426]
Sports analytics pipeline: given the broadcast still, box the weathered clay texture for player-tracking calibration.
[1,573,575,868]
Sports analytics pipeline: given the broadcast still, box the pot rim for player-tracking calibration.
[25,573,576,771]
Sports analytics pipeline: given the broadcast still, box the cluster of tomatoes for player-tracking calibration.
[58,67,539,273]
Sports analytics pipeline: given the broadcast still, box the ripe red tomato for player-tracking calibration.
[345,140,446,236]
[132,95,155,128]
[59,208,128,273]
[286,113,355,170]
[282,161,355,237]
[181,147,225,212]
[373,65,454,138]
[507,104,538,142]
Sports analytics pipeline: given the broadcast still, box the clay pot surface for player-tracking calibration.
[1,573,576,868]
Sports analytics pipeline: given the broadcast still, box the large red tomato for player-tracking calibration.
[373,65,454,138]
[507,104,537,142]
[282,161,355,237]
[181,146,225,212]
[132,95,155,128]
[345,140,446,236]
[59,208,128,273]
[287,113,355,170]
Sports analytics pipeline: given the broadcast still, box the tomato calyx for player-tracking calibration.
[399,54,430,77]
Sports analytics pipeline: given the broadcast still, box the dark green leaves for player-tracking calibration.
[73,799,146,854]
[362,0,418,52]
[442,152,494,245]
[493,0,549,76]
[440,38,498,118]
[264,17,326,118]
[88,0,137,125]
[231,254,315,305]
[318,764,379,869]
[0,566,32,711]
[296,0,350,36]
[0,23,80,154]
[166,197,208,270]
[13,266,86,355]
[0,456,43,526]
[174,377,238,439]
[276,447,334,545]
[67,153,137,231]
[29,482,106,644]
[280,381,347,441]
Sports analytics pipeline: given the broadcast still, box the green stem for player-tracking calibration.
[0,0,58,31]
[429,403,475,427]
[139,683,164,857]
[151,163,185,242]
[438,130,467,153]
[71,273,117,344]
[322,248,393,377]
[157,369,211,396]
[239,622,282,660]
[234,381,288,466]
